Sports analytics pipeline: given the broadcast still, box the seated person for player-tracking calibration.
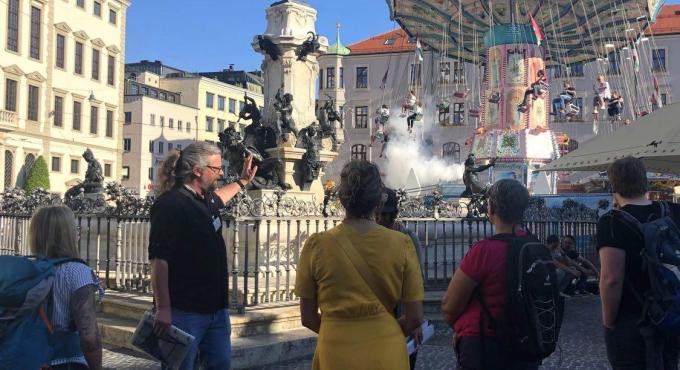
[607,92,624,120]
[561,235,599,295]
[375,104,390,125]
[546,234,583,295]
[402,90,417,115]
[592,75,611,115]
[518,69,548,111]
[407,103,423,133]
[551,80,576,116]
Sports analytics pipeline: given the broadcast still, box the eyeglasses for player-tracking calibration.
[205,165,223,174]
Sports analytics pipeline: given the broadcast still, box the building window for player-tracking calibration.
[661,93,668,106]
[218,96,225,111]
[5,79,17,112]
[90,106,98,134]
[384,38,396,45]
[326,67,336,89]
[148,140,154,153]
[123,138,131,152]
[177,144,182,150]
[27,85,39,122]
[71,159,80,174]
[570,62,584,77]
[351,144,367,160]
[356,67,368,89]
[218,119,225,132]
[104,163,111,177]
[442,142,461,163]
[239,101,245,113]
[122,166,129,180]
[73,101,82,130]
[30,6,41,59]
[107,55,115,86]
[6,0,19,52]
[186,121,192,132]
[159,92,167,100]
[54,96,64,127]
[129,84,139,95]
[148,167,154,181]
[150,113,155,125]
[178,120,183,130]
[354,106,368,128]
[75,42,84,75]
[228,98,236,113]
[56,35,66,68]
[160,116,165,127]
[4,150,13,188]
[339,67,344,89]
[319,68,324,90]
[452,103,465,124]
[169,118,174,128]
[652,49,666,72]
[141,86,148,95]
[440,62,451,83]
[167,143,173,152]
[608,52,620,75]
[158,141,164,154]
[109,9,117,25]
[93,1,101,16]
[106,110,113,137]
[206,92,214,108]
[124,111,131,124]
[51,156,61,172]
[205,116,214,132]
[76,0,85,8]
[452,61,464,84]
[92,49,100,80]
[410,64,422,86]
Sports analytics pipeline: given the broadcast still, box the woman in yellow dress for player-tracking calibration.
[295,160,424,370]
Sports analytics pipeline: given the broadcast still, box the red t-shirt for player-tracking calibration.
[454,237,510,337]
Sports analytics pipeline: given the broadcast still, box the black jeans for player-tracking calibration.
[605,314,680,370]
[455,336,541,370]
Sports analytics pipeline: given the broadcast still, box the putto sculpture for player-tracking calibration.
[296,122,323,190]
[273,88,299,139]
[296,32,321,62]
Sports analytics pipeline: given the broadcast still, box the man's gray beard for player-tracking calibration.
[201,180,218,193]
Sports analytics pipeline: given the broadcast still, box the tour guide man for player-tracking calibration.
[148,142,257,370]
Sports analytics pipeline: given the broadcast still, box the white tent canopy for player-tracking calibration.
[540,104,680,173]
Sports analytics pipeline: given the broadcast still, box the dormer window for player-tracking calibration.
[384,38,396,45]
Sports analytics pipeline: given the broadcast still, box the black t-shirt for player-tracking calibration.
[148,186,228,313]
[596,202,680,320]
[565,249,579,260]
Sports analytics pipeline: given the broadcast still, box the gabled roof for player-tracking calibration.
[648,5,680,36]
[347,29,416,55]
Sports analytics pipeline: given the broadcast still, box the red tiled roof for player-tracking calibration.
[648,5,680,36]
[347,29,416,55]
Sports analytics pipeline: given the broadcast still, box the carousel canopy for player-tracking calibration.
[387,0,664,65]
[539,103,680,173]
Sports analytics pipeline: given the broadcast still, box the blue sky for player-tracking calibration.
[125,0,680,73]
[125,0,396,72]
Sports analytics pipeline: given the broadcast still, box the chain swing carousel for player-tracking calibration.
[388,0,665,194]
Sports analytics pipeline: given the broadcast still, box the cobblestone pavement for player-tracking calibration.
[102,296,616,369]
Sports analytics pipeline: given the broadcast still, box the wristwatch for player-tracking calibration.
[236,179,247,190]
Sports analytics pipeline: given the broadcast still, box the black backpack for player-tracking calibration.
[477,231,564,362]
[610,202,680,333]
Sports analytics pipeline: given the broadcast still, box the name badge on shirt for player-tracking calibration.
[212,216,221,232]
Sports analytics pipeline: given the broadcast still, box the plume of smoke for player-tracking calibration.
[381,99,465,189]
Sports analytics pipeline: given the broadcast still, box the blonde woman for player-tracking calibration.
[29,205,104,370]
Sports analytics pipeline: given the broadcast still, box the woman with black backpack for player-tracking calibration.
[442,179,561,370]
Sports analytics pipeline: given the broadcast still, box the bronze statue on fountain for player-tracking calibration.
[296,122,323,191]
[316,97,342,151]
[273,88,299,141]
[219,98,290,190]
[65,149,104,200]
[461,153,498,218]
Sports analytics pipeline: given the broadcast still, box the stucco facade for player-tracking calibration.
[0,0,130,195]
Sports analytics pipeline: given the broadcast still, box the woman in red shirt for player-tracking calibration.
[441,179,539,370]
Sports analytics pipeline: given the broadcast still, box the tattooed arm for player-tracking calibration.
[70,285,102,370]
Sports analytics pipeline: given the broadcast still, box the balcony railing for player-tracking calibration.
[0,109,18,131]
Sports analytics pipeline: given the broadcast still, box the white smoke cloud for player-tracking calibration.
[381,101,465,191]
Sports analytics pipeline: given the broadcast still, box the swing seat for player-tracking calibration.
[468,109,480,118]
[414,113,424,121]
[565,104,580,116]
[454,91,466,98]
[437,103,450,113]
[517,105,529,113]
[374,129,385,142]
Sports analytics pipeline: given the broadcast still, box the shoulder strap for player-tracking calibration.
[610,209,644,239]
[327,227,394,315]
[50,257,88,267]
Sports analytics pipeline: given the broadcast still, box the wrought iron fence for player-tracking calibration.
[0,186,606,311]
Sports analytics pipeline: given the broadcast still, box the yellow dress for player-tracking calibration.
[295,223,424,370]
